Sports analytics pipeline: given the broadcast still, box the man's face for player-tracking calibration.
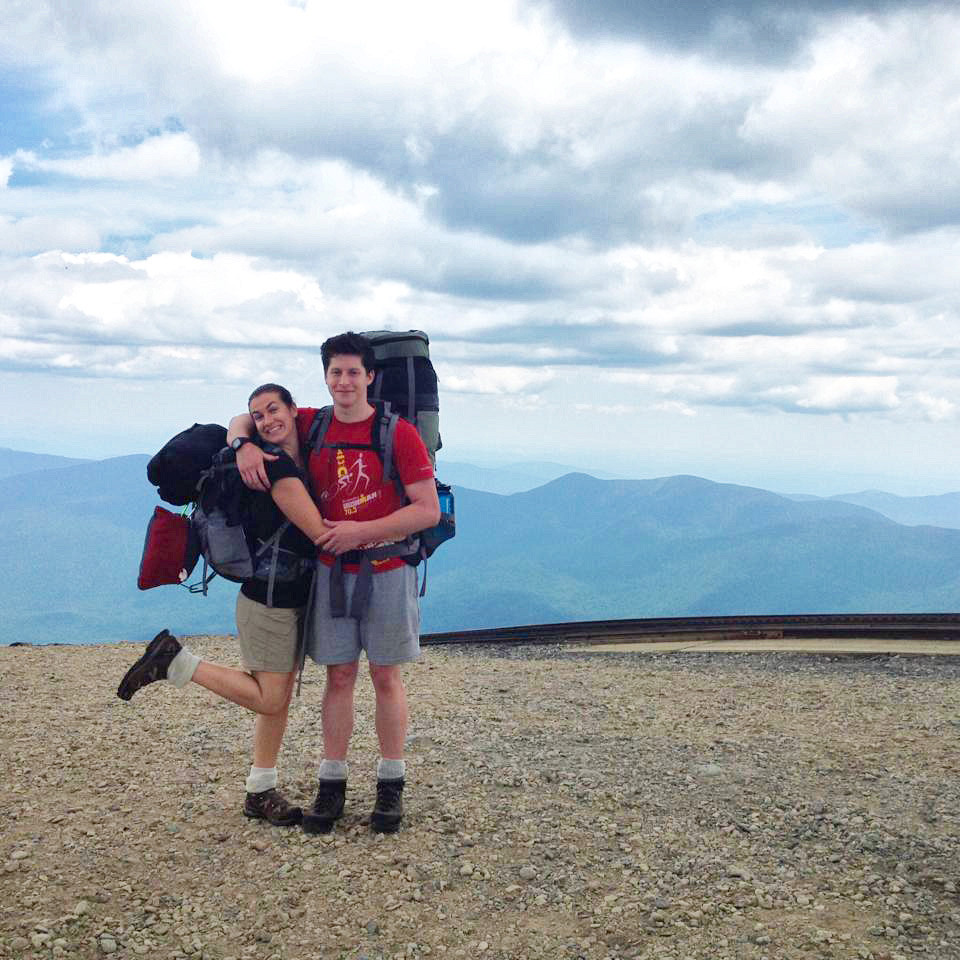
[325,353,374,409]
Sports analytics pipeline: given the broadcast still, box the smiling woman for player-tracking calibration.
[117,381,324,829]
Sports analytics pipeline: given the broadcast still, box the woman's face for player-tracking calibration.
[249,391,298,447]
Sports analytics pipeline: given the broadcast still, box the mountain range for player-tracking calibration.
[3,448,960,645]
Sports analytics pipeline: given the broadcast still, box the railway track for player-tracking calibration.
[420,612,960,647]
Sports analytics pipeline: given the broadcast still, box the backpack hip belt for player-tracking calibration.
[325,537,419,620]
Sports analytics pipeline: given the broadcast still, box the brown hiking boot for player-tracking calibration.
[370,777,404,833]
[302,779,346,835]
[116,629,181,701]
[243,788,303,827]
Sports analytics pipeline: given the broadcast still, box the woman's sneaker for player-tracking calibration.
[302,779,346,835]
[370,777,404,833]
[116,629,182,701]
[243,788,303,827]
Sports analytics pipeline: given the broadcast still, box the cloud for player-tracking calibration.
[438,365,555,395]
[3,0,960,488]
[5,1,960,250]
[537,0,921,61]
[0,215,100,254]
[16,132,201,181]
[776,375,901,413]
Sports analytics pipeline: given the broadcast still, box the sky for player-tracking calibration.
[2,0,959,496]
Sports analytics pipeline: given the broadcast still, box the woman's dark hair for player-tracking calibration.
[247,383,295,408]
[321,331,375,373]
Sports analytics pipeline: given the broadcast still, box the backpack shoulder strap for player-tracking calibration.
[376,402,401,488]
[307,406,335,454]
[305,401,402,490]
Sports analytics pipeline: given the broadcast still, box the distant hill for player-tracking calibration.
[829,490,960,530]
[422,474,960,632]
[4,456,960,645]
[437,459,618,495]
[0,447,91,480]
[0,456,234,645]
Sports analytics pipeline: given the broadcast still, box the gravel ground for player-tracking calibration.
[3,638,960,960]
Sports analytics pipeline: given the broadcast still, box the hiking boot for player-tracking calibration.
[302,779,346,835]
[370,777,404,833]
[243,788,302,827]
[116,629,181,701]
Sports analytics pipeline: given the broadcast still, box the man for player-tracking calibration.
[228,332,439,833]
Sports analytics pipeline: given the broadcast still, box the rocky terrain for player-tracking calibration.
[3,639,960,960]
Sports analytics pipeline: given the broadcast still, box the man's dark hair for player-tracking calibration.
[247,383,295,408]
[321,332,375,373]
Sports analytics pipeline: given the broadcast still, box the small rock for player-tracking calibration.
[518,865,537,881]
[99,936,118,954]
[11,850,30,860]
[366,921,379,935]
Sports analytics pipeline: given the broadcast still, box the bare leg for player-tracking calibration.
[191,662,293,715]
[322,662,359,761]
[368,663,408,759]
[252,671,296,767]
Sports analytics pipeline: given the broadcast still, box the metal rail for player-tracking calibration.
[420,613,960,647]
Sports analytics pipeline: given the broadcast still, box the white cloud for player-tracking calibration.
[440,365,555,395]
[771,376,901,414]
[17,132,201,181]
[0,216,100,254]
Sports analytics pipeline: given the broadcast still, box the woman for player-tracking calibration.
[117,384,318,827]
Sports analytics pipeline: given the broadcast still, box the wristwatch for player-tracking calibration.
[230,436,250,451]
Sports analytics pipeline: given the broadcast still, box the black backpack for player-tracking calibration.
[143,429,308,606]
[189,447,311,606]
[146,423,227,505]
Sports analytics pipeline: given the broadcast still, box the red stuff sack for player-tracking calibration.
[137,506,200,590]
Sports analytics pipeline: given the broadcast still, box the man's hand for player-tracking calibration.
[314,519,370,555]
[236,443,277,492]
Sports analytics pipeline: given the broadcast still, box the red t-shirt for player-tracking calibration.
[296,407,435,572]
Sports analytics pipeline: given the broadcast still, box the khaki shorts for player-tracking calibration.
[236,591,303,673]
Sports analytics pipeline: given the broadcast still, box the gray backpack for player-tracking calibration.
[188,447,310,607]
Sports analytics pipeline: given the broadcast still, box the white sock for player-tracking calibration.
[318,759,348,781]
[377,758,405,780]
[167,647,200,688]
[246,766,278,794]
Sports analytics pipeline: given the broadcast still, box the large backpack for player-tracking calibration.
[189,446,311,606]
[360,329,441,465]
[141,429,308,606]
[358,329,455,558]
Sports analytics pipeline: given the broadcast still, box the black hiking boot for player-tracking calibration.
[243,788,303,827]
[302,779,346,835]
[370,777,404,833]
[116,629,182,701]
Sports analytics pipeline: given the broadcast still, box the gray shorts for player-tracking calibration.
[304,563,421,666]
[236,591,303,673]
